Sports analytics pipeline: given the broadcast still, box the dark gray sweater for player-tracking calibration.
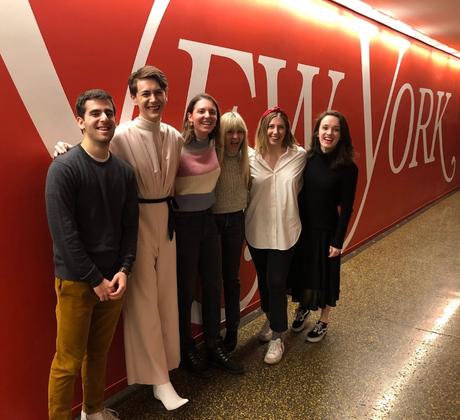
[45,145,139,287]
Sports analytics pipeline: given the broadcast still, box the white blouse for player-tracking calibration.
[245,145,306,250]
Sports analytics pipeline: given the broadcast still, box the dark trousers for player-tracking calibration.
[248,245,295,333]
[175,209,222,352]
[214,210,245,332]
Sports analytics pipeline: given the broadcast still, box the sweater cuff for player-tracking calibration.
[82,265,104,288]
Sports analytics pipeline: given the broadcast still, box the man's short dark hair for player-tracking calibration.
[75,89,116,118]
[128,65,168,96]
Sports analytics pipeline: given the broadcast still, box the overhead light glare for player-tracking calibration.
[330,0,460,59]
[342,13,378,38]
[281,0,341,26]
[380,30,410,52]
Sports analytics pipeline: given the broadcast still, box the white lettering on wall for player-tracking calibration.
[178,39,256,114]
[291,68,345,146]
[120,0,171,123]
[327,70,346,111]
[0,0,80,154]
[257,55,287,107]
[389,83,415,174]
[344,33,409,248]
[291,64,320,145]
[0,0,170,151]
[430,91,455,182]
[409,88,434,168]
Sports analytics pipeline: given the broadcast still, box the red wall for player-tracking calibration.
[0,1,459,418]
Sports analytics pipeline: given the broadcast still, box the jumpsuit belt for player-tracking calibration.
[138,196,178,240]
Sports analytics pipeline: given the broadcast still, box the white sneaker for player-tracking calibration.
[81,408,119,419]
[257,320,273,342]
[264,338,284,364]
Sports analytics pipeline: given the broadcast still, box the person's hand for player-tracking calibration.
[93,278,115,301]
[328,246,341,258]
[53,141,73,158]
[109,271,127,300]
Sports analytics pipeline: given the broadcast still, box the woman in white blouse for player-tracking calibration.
[245,106,306,364]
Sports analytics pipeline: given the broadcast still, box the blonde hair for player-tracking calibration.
[217,111,250,187]
[255,110,296,155]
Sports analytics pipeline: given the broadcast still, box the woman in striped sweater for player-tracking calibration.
[175,94,244,378]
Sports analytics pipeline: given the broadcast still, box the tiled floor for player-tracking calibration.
[109,191,460,419]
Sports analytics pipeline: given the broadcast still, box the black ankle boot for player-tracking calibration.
[223,330,238,352]
[207,342,244,375]
[180,346,212,378]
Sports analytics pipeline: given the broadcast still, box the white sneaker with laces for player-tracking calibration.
[264,338,284,364]
[81,407,119,419]
[257,320,273,342]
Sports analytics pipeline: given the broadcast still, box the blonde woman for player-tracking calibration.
[213,112,250,352]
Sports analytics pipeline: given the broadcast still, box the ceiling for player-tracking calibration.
[363,0,460,53]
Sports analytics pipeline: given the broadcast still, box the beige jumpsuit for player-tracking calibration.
[110,116,183,385]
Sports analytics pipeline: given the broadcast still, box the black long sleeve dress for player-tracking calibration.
[292,150,358,310]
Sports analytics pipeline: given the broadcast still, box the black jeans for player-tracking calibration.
[175,209,222,352]
[214,210,245,333]
[248,245,295,333]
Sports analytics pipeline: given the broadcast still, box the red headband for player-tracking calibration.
[260,106,286,120]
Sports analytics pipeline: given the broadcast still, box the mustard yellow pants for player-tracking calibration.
[48,279,123,420]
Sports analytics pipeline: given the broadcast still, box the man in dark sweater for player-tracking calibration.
[45,89,138,420]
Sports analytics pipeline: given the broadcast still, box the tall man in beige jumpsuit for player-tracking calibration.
[109,66,187,410]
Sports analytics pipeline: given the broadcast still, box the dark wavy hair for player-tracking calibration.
[75,89,115,118]
[182,93,221,144]
[308,110,355,168]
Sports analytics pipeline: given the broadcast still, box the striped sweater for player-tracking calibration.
[175,139,221,211]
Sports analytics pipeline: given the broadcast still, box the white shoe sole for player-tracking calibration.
[264,354,283,364]
[305,331,327,343]
[291,319,309,332]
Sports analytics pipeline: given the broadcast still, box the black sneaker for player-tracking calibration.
[306,321,328,342]
[180,347,212,378]
[207,343,245,375]
[291,305,310,332]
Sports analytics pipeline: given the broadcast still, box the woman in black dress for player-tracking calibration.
[291,110,358,342]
